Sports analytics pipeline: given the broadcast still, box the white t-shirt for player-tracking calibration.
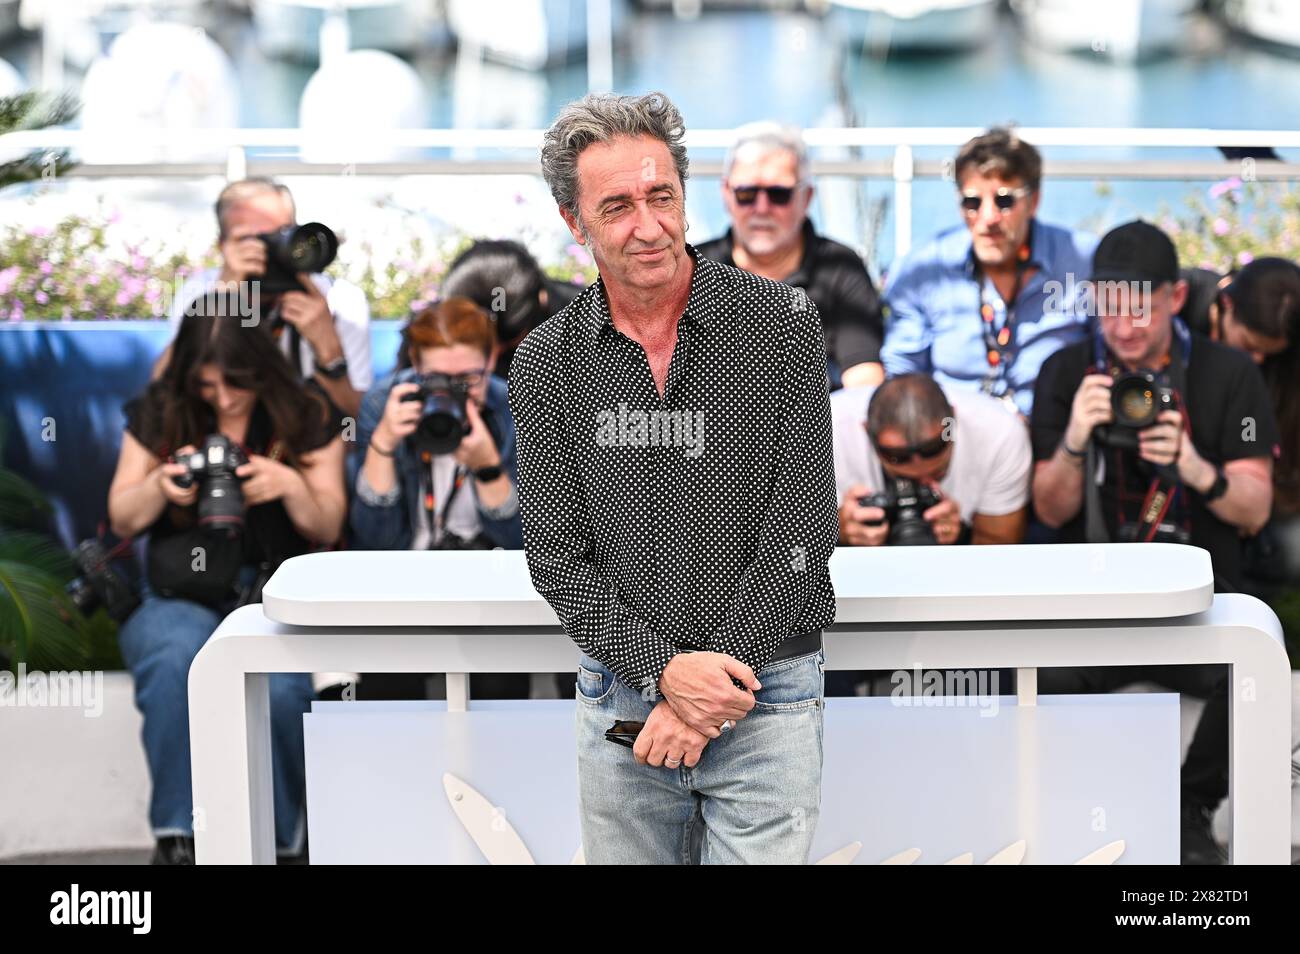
[830,385,1031,524]
[409,456,483,550]
[167,268,373,392]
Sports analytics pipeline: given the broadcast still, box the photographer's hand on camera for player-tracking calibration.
[235,454,300,507]
[1066,373,1114,454]
[362,382,421,497]
[279,273,339,359]
[838,484,889,546]
[922,493,963,545]
[217,236,266,286]
[1138,409,1220,498]
[278,272,362,419]
[158,445,199,507]
[457,399,514,510]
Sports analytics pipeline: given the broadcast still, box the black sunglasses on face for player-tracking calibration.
[731,183,802,206]
[872,434,949,466]
[960,186,1033,215]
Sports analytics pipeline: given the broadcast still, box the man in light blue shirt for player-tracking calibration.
[881,128,1097,417]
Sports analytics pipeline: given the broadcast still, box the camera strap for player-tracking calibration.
[1083,319,1194,543]
[416,451,468,548]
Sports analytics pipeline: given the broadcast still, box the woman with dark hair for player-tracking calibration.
[1199,258,1300,585]
[433,239,580,378]
[108,289,347,864]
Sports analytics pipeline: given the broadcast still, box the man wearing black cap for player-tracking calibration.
[1029,220,1279,865]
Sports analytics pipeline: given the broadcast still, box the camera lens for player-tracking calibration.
[285,223,338,273]
[414,393,468,455]
[1116,383,1156,426]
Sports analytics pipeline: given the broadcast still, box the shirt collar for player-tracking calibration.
[582,244,722,342]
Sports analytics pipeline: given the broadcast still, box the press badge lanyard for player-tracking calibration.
[975,223,1034,403]
[417,451,466,547]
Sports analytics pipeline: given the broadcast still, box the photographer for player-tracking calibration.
[829,373,1029,696]
[109,290,347,864]
[351,296,521,551]
[350,296,523,698]
[1194,258,1300,593]
[833,374,1030,548]
[155,177,372,420]
[1030,220,1278,864]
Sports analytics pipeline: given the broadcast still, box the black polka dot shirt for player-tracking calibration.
[508,245,838,696]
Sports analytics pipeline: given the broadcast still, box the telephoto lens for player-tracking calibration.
[256,222,339,295]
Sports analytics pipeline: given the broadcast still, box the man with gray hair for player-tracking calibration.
[697,121,884,391]
[155,176,372,419]
[510,92,837,864]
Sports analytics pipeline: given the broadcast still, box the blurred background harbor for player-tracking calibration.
[1,0,1299,305]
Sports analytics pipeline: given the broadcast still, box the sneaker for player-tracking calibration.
[151,835,195,865]
[1180,803,1227,865]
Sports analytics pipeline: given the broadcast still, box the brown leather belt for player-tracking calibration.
[768,628,823,663]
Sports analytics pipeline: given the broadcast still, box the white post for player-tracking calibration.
[587,0,614,93]
[893,144,914,260]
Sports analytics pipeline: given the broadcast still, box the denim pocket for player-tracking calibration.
[752,650,824,711]
[576,657,617,705]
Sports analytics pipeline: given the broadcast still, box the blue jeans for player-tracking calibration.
[117,585,314,854]
[575,650,825,864]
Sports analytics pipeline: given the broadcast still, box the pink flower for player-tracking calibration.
[1209,177,1243,200]
[0,266,19,296]
[34,291,48,304]
[1213,218,1231,236]
[39,261,53,275]
[1238,251,1254,266]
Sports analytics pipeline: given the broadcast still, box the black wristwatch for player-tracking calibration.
[1202,466,1228,503]
[473,465,504,483]
[317,355,349,380]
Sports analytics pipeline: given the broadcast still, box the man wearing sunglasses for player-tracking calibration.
[832,373,1030,550]
[881,127,1096,417]
[697,121,885,391]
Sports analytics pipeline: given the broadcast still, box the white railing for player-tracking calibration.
[2,126,1297,256]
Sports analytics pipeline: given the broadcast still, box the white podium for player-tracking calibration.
[188,544,1293,863]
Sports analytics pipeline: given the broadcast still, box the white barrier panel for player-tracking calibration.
[303,695,1180,864]
[190,545,1293,864]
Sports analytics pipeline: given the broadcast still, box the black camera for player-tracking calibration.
[66,538,140,623]
[857,477,944,546]
[170,435,249,536]
[255,222,338,296]
[395,369,490,455]
[1094,370,1177,452]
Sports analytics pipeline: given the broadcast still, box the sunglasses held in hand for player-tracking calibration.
[604,720,645,748]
